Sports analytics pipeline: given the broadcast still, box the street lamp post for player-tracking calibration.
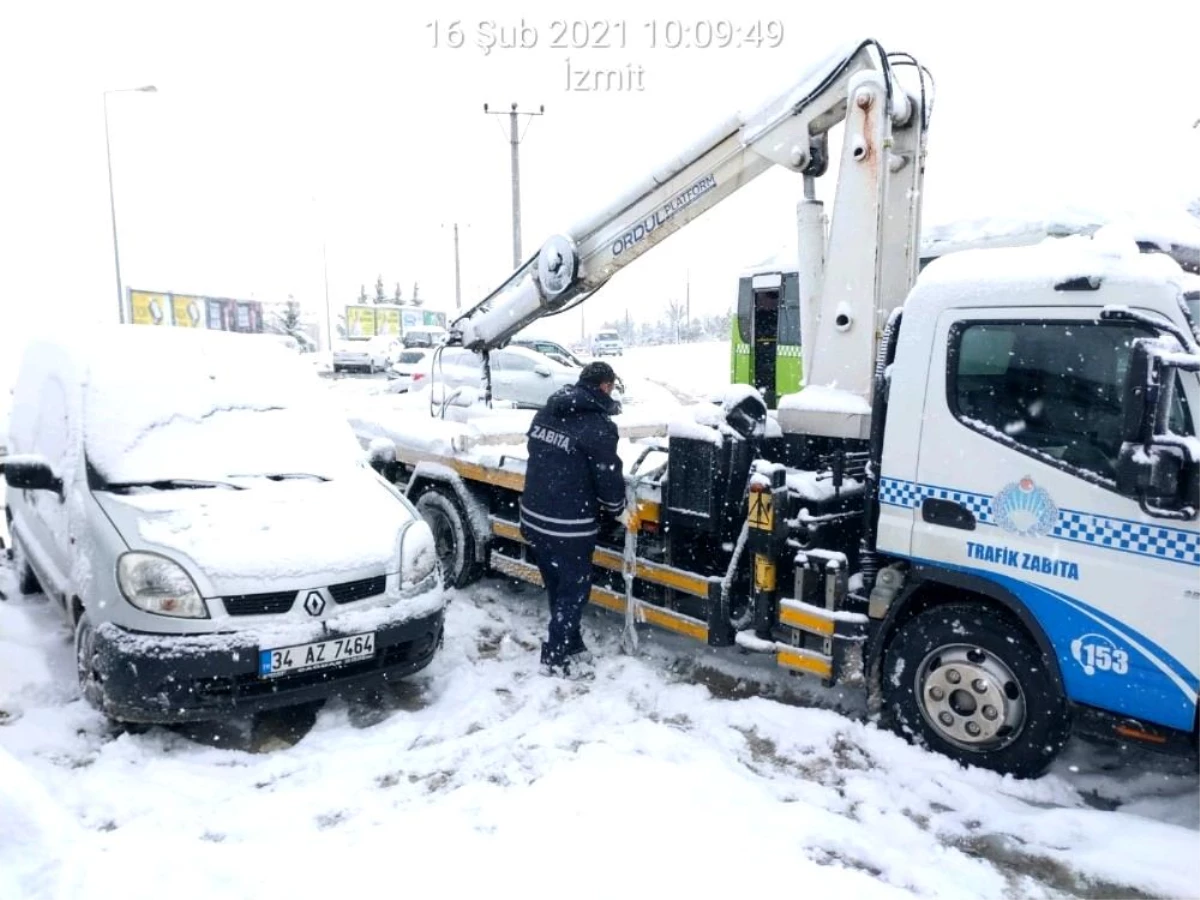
[104,84,156,324]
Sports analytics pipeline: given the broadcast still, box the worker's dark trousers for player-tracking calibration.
[521,525,595,668]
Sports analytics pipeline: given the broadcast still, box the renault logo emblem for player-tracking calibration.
[303,591,326,616]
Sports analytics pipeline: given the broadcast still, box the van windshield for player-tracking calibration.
[83,333,363,488]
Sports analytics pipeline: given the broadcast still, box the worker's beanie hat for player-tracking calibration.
[579,361,617,387]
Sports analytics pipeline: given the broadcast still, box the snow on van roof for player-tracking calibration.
[53,326,365,484]
[914,226,1193,295]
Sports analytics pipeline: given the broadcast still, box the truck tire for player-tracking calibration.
[414,487,483,589]
[880,602,1070,779]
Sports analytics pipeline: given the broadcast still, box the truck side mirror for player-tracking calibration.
[1117,338,1200,520]
[3,454,64,498]
[1116,441,1186,502]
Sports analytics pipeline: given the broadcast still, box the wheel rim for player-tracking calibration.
[75,621,100,699]
[914,643,1026,752]
[424,506,458,576]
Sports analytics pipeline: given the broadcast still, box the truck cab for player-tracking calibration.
[861,236,1199,765]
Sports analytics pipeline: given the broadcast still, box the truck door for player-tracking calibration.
[750,275,780,408]
[911,306,1199,733]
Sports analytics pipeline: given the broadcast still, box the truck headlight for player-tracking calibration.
[399,519,438,588]
[117,552,209,618]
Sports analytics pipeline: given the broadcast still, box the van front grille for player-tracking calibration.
[221,574,385,616]
[329,576,386,604]
[224,591,296,616]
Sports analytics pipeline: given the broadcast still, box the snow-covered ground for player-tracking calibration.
[2,339,1198,900]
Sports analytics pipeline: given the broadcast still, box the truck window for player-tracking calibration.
[949,320,1194,487]
[736,277,752,344]
[779,273,801,346]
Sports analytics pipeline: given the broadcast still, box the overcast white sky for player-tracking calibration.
[1,0,1198,368]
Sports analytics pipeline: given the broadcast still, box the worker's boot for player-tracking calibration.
[539,642,593,681]
[566,629,593,664]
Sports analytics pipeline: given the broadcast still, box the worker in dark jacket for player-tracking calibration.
[520,361,625,677]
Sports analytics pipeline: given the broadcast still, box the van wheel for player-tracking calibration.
[74,614,105,711]
[9,533,43,597]
[415,488,483,589]
[880,602,1070,779]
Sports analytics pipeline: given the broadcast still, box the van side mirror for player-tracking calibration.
[2,454,64,497]
[367,438,398,480]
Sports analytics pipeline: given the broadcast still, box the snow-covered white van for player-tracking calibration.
[2,326,445,725]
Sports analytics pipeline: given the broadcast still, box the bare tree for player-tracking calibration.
[665,297,686,343]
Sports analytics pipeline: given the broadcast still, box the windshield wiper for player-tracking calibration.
[228,473,330,482]
[104,478,245,494]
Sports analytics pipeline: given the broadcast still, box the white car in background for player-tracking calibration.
[332,335,400,373]
[402,326,449,350]
[591,330,623,357]
[508,337,587,368]
[385,348,432,393]
[411,345,584,408]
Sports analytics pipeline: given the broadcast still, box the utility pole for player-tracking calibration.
[103,84,157,324]
[441,222,468,309]
[484,102,544,268]
[322,238,332,349]
[453,223,462,309]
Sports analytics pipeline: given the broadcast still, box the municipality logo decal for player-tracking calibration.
[993,476,1058,538]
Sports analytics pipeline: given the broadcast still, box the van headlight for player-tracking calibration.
[117,552,209,618]
[399,519,438,588]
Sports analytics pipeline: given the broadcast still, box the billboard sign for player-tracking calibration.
[376,307,401,336]
[345,305,376,338]
[172,295,205,327]
[128,288,264,333]
[129,291,169,326]
[206,298,228,330]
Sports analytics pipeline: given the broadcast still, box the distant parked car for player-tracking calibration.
[3,324,445,727]
[591,330,623,357]
[333,335,399,373]
[411,345,589,408]
[386,348,433,393]
[402,326,449,349]
[508,337,586,368]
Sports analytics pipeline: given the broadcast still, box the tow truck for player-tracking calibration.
[365,38,1200,778]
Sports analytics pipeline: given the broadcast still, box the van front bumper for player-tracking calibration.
[87,600,445,724]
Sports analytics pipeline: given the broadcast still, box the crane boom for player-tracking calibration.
[448,37,930,440]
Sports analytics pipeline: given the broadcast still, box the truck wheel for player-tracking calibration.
[415,487,483,588]
[880,602,1070,779]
